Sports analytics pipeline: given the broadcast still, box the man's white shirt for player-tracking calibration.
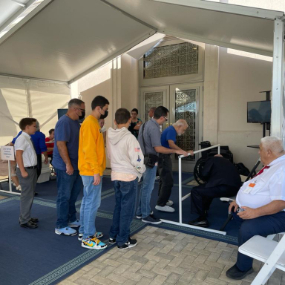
[14,132,37,167]
[236,155,285,209]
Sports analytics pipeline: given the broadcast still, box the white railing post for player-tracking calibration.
[178,156,182,224]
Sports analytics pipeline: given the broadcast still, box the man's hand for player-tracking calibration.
[21,170,28,178]
[66,163,74,175]
[175,149,188,156]
[229,200,238,214]
[93,174,101,185]
[238,207,259,220]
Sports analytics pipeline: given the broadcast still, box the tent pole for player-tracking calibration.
[271,18,284,143]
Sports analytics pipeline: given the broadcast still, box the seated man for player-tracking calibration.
[189,154,241,227]
[226,136,285,280]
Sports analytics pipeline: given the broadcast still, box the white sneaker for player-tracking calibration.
[55,227,77,236]
[155,205,175,212]
[16,185,22,191]
[68,219,80,228]
[166,200,173,206]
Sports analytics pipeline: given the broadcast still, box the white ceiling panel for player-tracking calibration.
[0,0,155,82]
[106,0,280,56]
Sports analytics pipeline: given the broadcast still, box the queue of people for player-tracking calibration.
[9,97,285,282]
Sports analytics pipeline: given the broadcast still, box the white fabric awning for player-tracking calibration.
[0,0,283,83]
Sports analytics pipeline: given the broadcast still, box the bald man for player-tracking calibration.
[226,136,285,280]
[156,120,193,212]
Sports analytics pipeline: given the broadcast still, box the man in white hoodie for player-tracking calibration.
[107,108,146,250]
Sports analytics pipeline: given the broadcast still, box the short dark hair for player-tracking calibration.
[19,118,37,131]
[68,98,84,109]
[154,106,169,119]
[115,108,131,124]
[49,128,55,135]
[131,108,138,114]
[91,96,109,111]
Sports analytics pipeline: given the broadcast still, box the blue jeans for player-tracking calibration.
[79,176,102,239]
[109,178,138,246]
[232,211,285,271]
[55,169,82,228]
[136,166,157,219]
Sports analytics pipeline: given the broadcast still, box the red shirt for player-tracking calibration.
[45,137,54,155]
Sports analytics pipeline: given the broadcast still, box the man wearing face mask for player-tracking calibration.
[78,95,109,249]
[53,98,85,236]
[156,119,194,212]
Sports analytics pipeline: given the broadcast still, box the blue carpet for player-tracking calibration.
[0,172,239,285]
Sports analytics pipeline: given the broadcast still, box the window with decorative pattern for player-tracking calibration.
[143,42,199,79]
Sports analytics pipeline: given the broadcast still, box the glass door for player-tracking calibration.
[169,83,203,172]
[140,86,169,128]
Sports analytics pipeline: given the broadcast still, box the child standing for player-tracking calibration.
[15,118,38,229]
[108,108,146,249]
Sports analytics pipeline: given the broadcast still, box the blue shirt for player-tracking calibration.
[12,131,47,154]
[52,115,80,171]
[161,125,177,149]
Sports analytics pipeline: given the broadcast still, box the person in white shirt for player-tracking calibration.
[15,118,38,229]
[226,136,285,280]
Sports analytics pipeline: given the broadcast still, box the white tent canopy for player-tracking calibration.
[0,0,284,138]
[0,0,283,84]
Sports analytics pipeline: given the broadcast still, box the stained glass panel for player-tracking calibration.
[144,92,163,122]
[144,43,198,79]
[175,89,196,161]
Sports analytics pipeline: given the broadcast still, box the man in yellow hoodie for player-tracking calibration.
[78,95,109,249]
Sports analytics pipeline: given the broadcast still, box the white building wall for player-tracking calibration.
[216,47,272,169]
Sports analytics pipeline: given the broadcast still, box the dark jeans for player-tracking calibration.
[157,154,173,206]
[55,168,83,228]
[232,211,285,271]
[109,178,138,246]
[36,154,42,179]
[191,184,238,217]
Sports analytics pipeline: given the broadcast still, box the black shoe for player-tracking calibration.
[30,217,39,223]
[188,217,209,228]
[226,265,253,280]
[118,238,137,250]
[109,237,116,244]
[20,221,38,229]
[142,215,162,224]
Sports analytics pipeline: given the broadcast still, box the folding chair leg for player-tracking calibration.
[251,264,277,285]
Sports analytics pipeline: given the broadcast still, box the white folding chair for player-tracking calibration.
[238,233,285,285]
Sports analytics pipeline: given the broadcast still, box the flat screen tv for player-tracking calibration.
[247,101,271,123]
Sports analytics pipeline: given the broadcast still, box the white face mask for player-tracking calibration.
[177,133,182,136]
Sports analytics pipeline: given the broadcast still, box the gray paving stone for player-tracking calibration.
[60,226,285,285]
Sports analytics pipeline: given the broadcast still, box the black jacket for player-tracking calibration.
[202,157,241,189]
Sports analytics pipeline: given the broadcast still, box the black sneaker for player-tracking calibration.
[188,217,209,228]
[118,238,137,250]
[136,211,154,219]
[226,265,253,280]
[142,215,162,224]
[109,237,116,244]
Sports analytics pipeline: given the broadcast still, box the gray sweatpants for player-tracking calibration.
[16,168,37,224]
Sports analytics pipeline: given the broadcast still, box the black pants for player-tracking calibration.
[190,184,238,217]
[157,154,173,206]
[36,154,42,179]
